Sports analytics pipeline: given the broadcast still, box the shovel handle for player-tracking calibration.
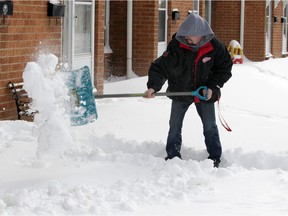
[95,86,208,100]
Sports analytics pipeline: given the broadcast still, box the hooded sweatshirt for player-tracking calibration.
[176,13,214,50]
[147,13,232,102]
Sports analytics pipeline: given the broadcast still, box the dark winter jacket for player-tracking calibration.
[147,13,233,102]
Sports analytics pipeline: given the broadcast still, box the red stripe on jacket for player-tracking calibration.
[179,42,214,103]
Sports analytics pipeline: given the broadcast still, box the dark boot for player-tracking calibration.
[165,152,182,161]
[208,156,221,168]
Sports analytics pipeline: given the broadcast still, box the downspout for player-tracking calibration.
[105,0,112,53]
[127,0,134,79]
[240,0,245,50]
[207,0,211,25]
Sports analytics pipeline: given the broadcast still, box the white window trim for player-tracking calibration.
[266,0,272,58]
[282,3,288,54]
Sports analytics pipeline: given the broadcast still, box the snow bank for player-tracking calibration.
[1,57,288,215]
[1,124,288,215]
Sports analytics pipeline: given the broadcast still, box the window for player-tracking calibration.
[158,0,166,42]
[74,4,92,55]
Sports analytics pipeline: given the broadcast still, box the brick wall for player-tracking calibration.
[167,0,193,40]
[108,1,127,77]
[211,1,241,46]
[212,0,267,61]
[272,1,283,58]
[94,0,105,94]
[0,0,62,120]
[244,1,266,61]
[107,0,159,77]
[106,0,209,77]
[132,1,158,76]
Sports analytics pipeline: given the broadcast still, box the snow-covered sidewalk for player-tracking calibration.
[1,56,288,215]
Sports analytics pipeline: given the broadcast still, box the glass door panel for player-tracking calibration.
[74,4,92,55]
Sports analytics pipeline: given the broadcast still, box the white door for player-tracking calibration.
[282,4,288,54]
[265,0,272,57]
[157,0,168,57]
[63,0,95,84]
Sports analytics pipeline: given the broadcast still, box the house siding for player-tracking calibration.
[94,0,105,94]
[244,1,266,61]
[0,0,62,120]
[132,1,158,76]
[106,1,127,78]
[167,1,194,42]
[211,0,241,46]
[272,1,285,58]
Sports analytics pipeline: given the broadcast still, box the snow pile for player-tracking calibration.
[22,54,75,158]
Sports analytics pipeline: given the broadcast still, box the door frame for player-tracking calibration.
[62,0,95,84]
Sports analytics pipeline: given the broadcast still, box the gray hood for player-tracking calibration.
[176,13,214,48]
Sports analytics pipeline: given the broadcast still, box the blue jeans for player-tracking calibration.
[166,100,222,160]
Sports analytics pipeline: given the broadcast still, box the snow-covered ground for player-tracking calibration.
[1,55,288,215]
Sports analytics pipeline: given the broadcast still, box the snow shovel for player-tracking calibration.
[95,86,208,101]
[68,66,98,126]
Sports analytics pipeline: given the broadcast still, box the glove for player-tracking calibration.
[144,88,155,98]
[204,87,221,103]
[202,88,213,100]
